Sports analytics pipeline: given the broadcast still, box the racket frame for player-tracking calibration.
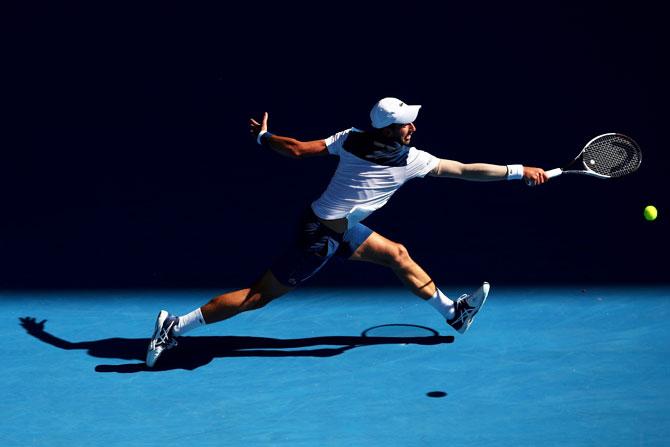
[548,133,639,179]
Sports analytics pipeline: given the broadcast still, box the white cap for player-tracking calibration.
[369,97,421,129]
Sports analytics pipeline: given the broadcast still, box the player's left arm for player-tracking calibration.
[249,112,328,158]
[428,158,548,185]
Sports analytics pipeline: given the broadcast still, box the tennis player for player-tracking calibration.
[146,97,548,367]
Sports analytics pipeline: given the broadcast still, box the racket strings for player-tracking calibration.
[583,135,641,177]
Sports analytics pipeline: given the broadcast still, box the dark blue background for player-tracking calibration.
[2,2,668,288]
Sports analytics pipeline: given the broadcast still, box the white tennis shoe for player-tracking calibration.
[146,310,179,367]
[448,282,490,334]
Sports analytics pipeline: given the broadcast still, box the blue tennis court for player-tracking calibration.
[3,1,668,445]
[3,286,669,446]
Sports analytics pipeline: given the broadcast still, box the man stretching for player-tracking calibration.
[146,97,548,367]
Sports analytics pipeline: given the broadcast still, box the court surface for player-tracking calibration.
[2,286,669,446]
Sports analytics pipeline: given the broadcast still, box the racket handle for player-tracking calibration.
[545,168,563,179]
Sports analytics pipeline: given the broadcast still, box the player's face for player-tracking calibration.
[391,122,416,145]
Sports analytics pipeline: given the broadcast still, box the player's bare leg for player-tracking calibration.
[349,231,436,299]
[201,270,294,323]
[146,270,293,367]
[349,231,489,334]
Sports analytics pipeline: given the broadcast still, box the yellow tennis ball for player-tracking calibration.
[644,205,658,221]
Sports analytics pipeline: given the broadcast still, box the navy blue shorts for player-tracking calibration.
[270,207,373,287]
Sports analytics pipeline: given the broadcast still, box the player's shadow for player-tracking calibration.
[19,317,453,373]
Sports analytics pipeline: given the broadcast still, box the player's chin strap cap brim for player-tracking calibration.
[370,98,421,128]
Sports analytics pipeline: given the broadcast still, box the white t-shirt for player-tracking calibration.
[311,128,440,227]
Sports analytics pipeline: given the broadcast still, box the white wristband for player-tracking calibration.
[506,164,524,180]
[256,130,267,145]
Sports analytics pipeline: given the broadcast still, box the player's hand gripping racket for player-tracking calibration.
[546,133,642,180]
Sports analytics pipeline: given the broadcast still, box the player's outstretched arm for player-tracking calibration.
[249,112,327,158]
[429,159,548,186]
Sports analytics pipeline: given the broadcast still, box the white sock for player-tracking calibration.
[173,308,206,336]
[427,288,455,320]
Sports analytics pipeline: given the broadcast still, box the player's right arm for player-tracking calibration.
[429,158,548,185]
[249,112,328,158]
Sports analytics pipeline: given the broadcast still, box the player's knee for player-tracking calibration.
[248,296,271,310]
[390,243,411,268]
[241,293,273,311]
[243,277,291,311]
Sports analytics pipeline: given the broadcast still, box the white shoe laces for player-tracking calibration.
[151,320,178,350]
[453,294,476,327]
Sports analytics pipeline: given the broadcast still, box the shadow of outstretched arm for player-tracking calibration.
[19,317,90,350]
[19,316,146,361]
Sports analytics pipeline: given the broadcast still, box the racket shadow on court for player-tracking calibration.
[19,317,453,373]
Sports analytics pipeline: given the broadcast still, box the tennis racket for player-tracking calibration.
[545,133,641,180]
